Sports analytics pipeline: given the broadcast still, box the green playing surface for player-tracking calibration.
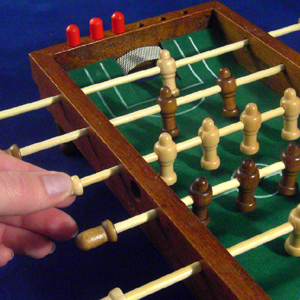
[68,26,300,299]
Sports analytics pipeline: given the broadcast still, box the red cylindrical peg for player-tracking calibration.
[90,18,104,40]
[111,12,125,34]
[66,24,81,47]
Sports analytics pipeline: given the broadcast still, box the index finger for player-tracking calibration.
[0,150,44,172]
[0,170,75,215]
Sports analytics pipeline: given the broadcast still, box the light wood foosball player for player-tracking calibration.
[240,103,261,155]
[198,118,220,170]
[157,50,179,97]
[1,1,300,298]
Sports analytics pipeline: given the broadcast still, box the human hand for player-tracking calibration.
[0,150,77,267]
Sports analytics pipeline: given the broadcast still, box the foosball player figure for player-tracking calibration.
[240,103,261,155]
[235,159,260,212]
[277,142,300,195]
[157,86,179,138]
[154,132,177,186]
[280,88,300,140]
[285,204,300,257]
[189,176,213,226]
[217,67,238,117]
[156,49,179,97]
[198,118,220,170]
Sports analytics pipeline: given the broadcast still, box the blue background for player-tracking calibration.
[0,1,299,299]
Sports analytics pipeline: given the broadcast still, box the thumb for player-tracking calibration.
[0,171,74,215]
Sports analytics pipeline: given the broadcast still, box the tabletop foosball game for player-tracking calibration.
[2,1,300,299]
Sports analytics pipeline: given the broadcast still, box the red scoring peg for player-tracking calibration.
[90,17,104,40]
[66,24,81,47]
[111,12,125,34]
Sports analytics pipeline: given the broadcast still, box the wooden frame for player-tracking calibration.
[29,1,300,299]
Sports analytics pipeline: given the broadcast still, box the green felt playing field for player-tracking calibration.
[68,27,300,299]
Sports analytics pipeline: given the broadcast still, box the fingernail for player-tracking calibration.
[9,249,14,261]
[50,242,56,254]
[71,228,79,239]
[41,173,73,196]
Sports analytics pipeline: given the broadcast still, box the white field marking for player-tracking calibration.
[125,96,157,109]
[180,82,205,92]
[173,40,204,84]
[97,62,205,114]
[102,39,210,116]
[90,38,219,118]
[188,36,218,79]
[84,68,116,118]
[89,38,218,116]
[254,163,281,199]
[175,97,206,116]
[99,63,129,109]
[98,77,206,114]
[100,60,205,112]
[118,76,206,112]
